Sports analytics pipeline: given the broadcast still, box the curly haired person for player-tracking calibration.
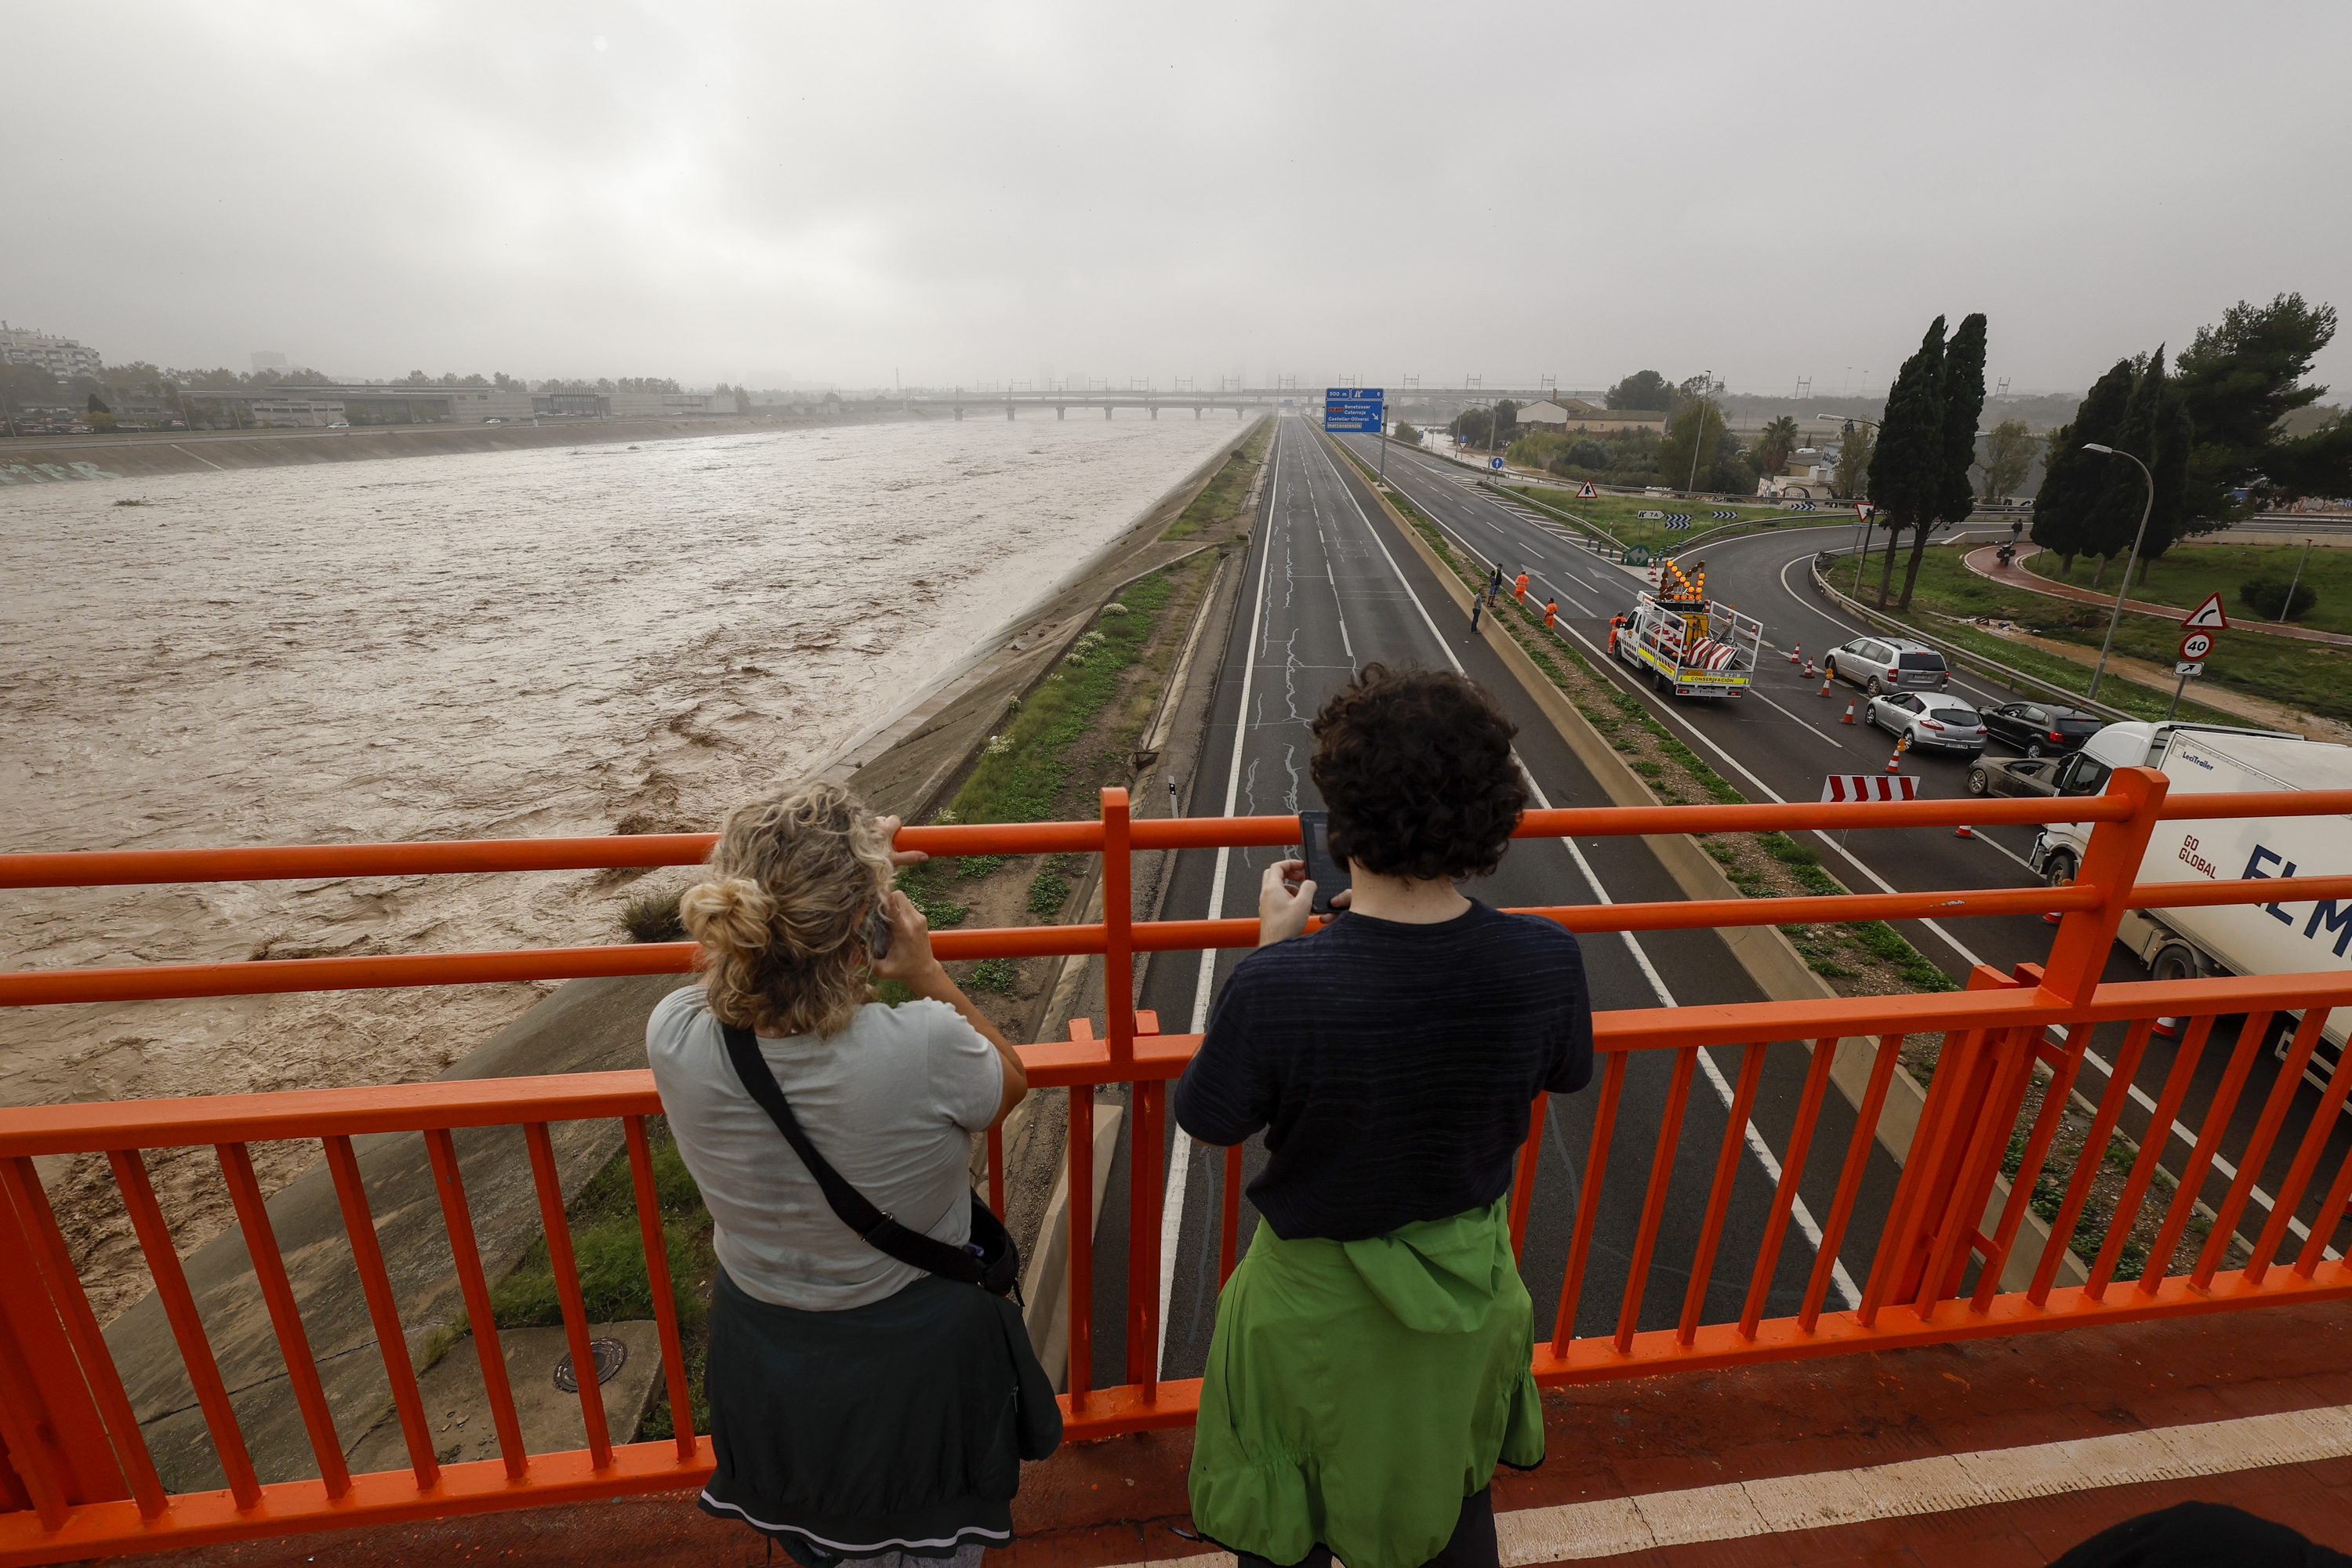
[1174,664,1595,1568]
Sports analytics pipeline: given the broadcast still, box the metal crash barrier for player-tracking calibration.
[8,767,2352,1563]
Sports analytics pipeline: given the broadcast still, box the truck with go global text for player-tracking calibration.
[1610,556,1763,699]
[2030,720,2352,1083]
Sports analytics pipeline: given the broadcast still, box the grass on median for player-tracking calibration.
[1163,420,1271,540]
[1512,485,1798,554]
[2027,541,2352,637]
[1873,546,2335,726]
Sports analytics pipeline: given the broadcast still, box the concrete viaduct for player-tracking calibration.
[895,388,1563,419]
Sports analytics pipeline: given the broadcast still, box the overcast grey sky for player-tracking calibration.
[9,3,2349,397]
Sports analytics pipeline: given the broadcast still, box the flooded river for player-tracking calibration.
[0,415,1238,1316]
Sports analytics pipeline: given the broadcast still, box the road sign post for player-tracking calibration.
[2170,600,2227,720]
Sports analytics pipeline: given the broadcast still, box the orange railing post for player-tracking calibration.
[2041,766,2169,1006]
[1102,788,1134,1069]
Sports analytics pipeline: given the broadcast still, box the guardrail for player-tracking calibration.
[9,771,2352,1562]
[1808,552,2139,721]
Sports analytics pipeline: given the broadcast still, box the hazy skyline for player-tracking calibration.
[9,2,2350,397]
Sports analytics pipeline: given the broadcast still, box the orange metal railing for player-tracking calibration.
[8,768,2352,1563]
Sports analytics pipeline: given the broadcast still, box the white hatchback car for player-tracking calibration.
[1867,692,1987,754]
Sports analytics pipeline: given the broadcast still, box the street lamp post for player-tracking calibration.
[2280,535,2314,623]
[2082,442,2154,703]
[1838,416,1884,597]
[1684,372,1713,493]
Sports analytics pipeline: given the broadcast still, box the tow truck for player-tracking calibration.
[1610,557,1763,699]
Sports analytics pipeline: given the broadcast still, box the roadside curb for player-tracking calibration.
[1335,434,2086,1291]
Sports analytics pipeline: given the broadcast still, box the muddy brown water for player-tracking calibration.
[0,416,1238,1319]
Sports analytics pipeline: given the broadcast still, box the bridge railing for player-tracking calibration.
[8,768,2352,1563]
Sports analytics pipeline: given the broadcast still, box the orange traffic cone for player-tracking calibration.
[1819,674,1833,697]
[1955,825,1974,839]
[1841,701,1856,724]
[1884,748,1903,774]
[1802,657,1817,679]
[1788,644,1802,664]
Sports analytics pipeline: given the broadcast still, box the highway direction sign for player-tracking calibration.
[1323,388,1385,433]
[2175,661,2205,677]
[2180,630,2215,661]
[2182,593,2229,631]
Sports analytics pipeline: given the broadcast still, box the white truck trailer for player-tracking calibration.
[2029,720,2352,1075]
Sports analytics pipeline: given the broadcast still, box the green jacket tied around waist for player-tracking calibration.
[1191,1198,1544,1568]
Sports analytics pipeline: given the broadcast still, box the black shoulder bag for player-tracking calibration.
[720,1022,1022,1300]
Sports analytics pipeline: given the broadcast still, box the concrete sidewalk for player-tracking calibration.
[1964,545,2352,648]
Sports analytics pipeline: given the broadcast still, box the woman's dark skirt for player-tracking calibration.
[699,1265,1061,1561]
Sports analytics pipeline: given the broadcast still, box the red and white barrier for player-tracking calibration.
[1819,775,1919,802]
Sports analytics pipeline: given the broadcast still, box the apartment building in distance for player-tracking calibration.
[0,323,103,380]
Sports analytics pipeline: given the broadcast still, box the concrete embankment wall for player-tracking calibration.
[0,410,914,482]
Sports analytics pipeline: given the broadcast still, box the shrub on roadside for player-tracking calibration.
[621,891,684,943]
[2239,575,2318,621]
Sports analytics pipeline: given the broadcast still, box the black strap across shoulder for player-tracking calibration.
[720,1021,1016,1294]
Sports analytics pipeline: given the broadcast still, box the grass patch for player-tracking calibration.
[949,569,1181,825]
[485,1124,716,1442]
[1027,864,1072,919]
[965,956,1019,993]
[1163,421,1271,540]
[1510,484,1795,554]
[1866,546,2333,724]
[2027,541,2352,636]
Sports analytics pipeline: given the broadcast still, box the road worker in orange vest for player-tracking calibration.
[1544,598,1558,629]
[1513,570,1529,604]
[1606,612,1627,653]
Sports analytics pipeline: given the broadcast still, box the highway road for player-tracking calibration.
[1083,416,1907,1390]
[1339,432,2352,1295]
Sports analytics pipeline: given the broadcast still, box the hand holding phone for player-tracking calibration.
[1298,811,1352,916]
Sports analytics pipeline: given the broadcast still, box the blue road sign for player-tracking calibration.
[1490,457,1505,470]
[1323,387,1385,433]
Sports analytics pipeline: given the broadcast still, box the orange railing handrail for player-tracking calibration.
[9,789,2349,890]
[12,768,2352,1564]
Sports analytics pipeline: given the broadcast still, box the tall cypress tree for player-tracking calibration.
[1893,312,1987,610]
[1865,317,1945,608]
[2031,358,2134,576]
[2083,350,2165,589]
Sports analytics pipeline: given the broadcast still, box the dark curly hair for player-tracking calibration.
[1308,663,1526,883]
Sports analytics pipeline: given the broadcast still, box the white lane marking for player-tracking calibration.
[1321,437,1858,1308]
[1745,686,1846,750]
[1160,421,1283,1370]
[1087,1401,2352,1566]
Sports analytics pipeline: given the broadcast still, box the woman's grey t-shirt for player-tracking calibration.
[646,987,1004,1312]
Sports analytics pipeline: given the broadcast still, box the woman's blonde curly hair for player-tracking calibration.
[677,781,893,1038]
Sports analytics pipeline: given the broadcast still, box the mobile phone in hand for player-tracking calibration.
[1297,810,1350,916]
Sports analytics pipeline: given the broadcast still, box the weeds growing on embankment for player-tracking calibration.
[1163,421,1270,541]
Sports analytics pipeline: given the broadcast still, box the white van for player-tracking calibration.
[2030,720,2350,1076]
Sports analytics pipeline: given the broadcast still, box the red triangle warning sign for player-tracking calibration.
[1577,480,1598,499]
[2181,593,2229,631]
[1855,501,1876,521]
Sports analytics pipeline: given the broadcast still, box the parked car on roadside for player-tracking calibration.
[1824,635,1950,695]
[1981,702,2105,757]
[1866,691,1987,754]
[1966,756,2063,798]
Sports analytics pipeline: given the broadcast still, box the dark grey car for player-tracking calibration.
[1966,756,2063,799]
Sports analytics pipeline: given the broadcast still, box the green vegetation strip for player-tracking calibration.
[1162,420,1270,541]
[1510,483,1798,554]
[1333,437,1955,994]
[1849,546,2303,726]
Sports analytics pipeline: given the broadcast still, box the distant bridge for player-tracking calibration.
[891,387,1570,419]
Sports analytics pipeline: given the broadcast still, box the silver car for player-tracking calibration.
[1824,635,1951,696]
[1867,692,1987,754]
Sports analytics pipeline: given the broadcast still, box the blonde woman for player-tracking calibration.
[646,782,1056,1567]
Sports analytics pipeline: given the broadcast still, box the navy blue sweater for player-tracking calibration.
[1171,899,1594,1242]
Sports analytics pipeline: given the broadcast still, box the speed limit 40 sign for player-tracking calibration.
[2180,630,2216,662]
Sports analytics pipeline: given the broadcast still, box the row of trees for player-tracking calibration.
[0,359,693,412]
[2032,293,2352,585]
[1863,313,1989,609]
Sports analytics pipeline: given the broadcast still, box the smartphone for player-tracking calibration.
[862,906,891,961]
[1297,810,1351,916]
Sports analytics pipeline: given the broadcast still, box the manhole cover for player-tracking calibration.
[553,1338,628,1392]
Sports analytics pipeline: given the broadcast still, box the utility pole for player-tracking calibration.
[1685,372,1713,493]
[2280,536,2314,622]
